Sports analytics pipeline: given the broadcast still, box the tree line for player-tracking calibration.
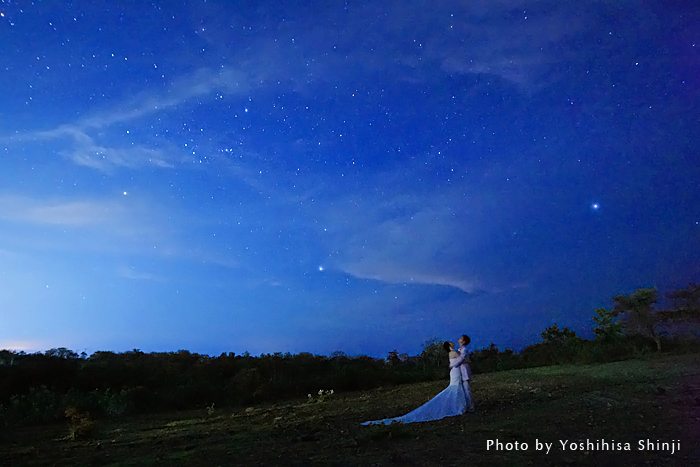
[1,283,698,428]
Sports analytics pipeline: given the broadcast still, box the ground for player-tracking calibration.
[2,353,699,466]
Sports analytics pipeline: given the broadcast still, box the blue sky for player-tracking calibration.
[1,0,698,357]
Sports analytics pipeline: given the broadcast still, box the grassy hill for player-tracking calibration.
[2,353,699,466]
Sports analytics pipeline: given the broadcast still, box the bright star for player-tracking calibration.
[318,266,324,271]
[591,203,600,210]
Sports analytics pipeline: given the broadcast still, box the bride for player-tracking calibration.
[362,341,470,425]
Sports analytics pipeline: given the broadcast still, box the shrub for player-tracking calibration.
[10,386,62,423]
[64,406,96,439]
[98,388,130,416]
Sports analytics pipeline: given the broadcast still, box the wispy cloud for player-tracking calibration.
[0,193,171,259]
[314,182,485,293]
[0,195,126,227]
[53,127,176,171]
[432,0,587,89]
[341,260,482,293]
[290,0,592,91]
[76,67,249,130]
[3,67,250,171]
[0,340,49,352]
[307,151,543,294]
[116,266,167,282]
[335,216,483,293]
[0,193,242,271]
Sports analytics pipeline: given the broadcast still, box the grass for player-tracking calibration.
[2,353,699,466]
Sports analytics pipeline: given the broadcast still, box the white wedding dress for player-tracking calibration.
[362,357,469,425]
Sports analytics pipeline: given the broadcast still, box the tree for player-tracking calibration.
[418,337,446,370]
[663,283,700,320]
[540,324,579,345]
[0,350,17,365]
[387,349,401,365]
[612,287,662,351]
[592,308,623,342]
[44,347,79,359]
[471,343,502,372]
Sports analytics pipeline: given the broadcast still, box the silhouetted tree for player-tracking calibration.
[612,287,662,351]
[45,348,79,359]
[540,324,579,345]
[663,283,700,321]
[387,350,401,365]
[592,308,623,342]
[0,350,16,366]
[418,338,445,366]
[471,343,502,372]
[397,338,445,379]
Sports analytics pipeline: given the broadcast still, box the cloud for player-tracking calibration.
[305,148,546,294]
[427,4,587,89]
[336,216,483,293]
[316,185,485,293]
[0,340,48,352]
[16,125,166,171]
[341,260,482,293]
[3,67,250,171]
[73,67,249,130]
[0,193,243,271]
[280,0,596,92]
[0,193,173,259]
[33,126,176,171]
[0,195,125,227]
[117,266,166,282]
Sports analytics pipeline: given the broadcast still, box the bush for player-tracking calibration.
[10,386,62,424]
[64,406,96,439]
[1,328,699,426]
[98,389,131,416]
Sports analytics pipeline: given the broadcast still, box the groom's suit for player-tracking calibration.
[450,346,471,381]
[450,345,475,412]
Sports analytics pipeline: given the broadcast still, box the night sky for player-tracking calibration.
[1,0,699,358]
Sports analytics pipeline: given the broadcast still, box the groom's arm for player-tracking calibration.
[449,347,468,369]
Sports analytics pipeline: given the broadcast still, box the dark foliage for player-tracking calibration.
[592,308,623,342]
[662,283,700,321]
[0,345,447,426]
[470,343,521,373]
[2,284,700,427]
[612,287,663,350]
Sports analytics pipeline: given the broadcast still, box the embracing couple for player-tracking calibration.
[362,335,475,425]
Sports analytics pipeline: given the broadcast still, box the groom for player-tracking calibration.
[449,334,475,413]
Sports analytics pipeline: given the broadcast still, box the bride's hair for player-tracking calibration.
[442,341,452,352]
